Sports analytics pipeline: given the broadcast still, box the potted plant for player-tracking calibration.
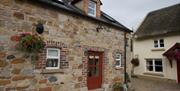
[16,32,45,53]
[113,82,123,91]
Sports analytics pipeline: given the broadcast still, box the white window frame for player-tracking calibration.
[154,39,164,48]
[115,53,122,67]
[88,0,96,17]
[46,48,60,69]
[146,59,163,73]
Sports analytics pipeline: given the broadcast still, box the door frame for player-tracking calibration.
[87,51,103,90]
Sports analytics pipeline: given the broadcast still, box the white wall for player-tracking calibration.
[133,35,180,81]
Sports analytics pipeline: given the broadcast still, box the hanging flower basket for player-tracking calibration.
[15,32,45,53]
[112,82,123,91]
[131,58,139,67]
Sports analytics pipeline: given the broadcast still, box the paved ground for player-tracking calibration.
[129,76,180,91]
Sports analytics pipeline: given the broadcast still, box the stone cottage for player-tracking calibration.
[0,0,132,91]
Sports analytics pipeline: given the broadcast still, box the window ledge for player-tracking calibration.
[143,72,164,77]
[41,69,64,74]
[115,66,124,70]
[151,48,165,51]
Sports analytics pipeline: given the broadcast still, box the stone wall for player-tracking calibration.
[0,0,132,91]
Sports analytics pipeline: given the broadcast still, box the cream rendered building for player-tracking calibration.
[133,4,180,83]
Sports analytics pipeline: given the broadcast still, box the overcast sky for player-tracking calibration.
[101,0,180,31]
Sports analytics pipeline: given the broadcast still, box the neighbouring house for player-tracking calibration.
[133,3,180,83]
[0,0,132,91]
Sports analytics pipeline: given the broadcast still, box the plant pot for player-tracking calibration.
[113,86,124,91]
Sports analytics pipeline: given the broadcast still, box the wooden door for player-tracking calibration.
[177,60,180,83]
[175,51,180,83]
[87,51,103,90]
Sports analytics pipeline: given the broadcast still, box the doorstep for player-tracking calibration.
[89,88,104,91]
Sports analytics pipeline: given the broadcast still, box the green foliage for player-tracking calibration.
[16,34,45,53]
[113,82,123,90]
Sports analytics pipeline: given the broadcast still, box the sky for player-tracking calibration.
[101,0,180,31]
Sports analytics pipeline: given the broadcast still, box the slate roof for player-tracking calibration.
[135,3,180,39]
[30,0,132,32]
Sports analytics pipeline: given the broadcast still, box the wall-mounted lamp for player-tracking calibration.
[96,24,103,32]
[36,23,44,34]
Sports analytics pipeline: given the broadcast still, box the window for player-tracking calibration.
[146,59,163,72]
[46,48,60,69]
[115,53,122,67]
[154,39,164,48]
[88,0,96,17]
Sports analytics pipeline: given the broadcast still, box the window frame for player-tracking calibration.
[115,53,123,68]
[146,59,163,73]
[154,39,164,48]
[87,0,96,17]
[46,48,60,69]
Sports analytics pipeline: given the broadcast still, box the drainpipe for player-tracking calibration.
[124,32,127,84]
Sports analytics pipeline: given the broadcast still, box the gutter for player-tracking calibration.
[124,32,127,84]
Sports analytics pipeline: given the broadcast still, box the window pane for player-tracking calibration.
[95,66,99,76]
[146,60,153,66]
[116,60,120,66]
[146,59,153,71]
[89,1,95,8]
[160,39,164,44]
[155,66,163,72]
[88,59,94,65]
[154,40,158,47]
[88,8,95,15]
[116,54,121,59]
[147,66,153,71]
[95,58,99,65]
[160,39,164,47]
[160,44,164,47]
[46,59,58,67]
[88,67,93,77]
[155,60,162,65]
[89,55,94,59]
[88,1,96,16]
[48,49,58,57]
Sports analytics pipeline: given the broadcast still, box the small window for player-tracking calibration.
[154,39,164,48]
[146,59,163,72]
[46,48,60,69]
[159,39,164,47]
[115,53,122,67]
[88,0,96,17]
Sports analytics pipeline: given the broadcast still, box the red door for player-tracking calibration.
[175,51,180,83]
[87,51,103,90]
[177,60,180,83]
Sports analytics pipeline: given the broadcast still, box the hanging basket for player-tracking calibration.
[131,58,139,67]
[15,33,45,53]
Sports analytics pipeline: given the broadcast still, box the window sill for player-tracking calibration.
[143,72,164,77]
[151,48,165,51]
[115,66,124,70]
[41,69,64,74]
